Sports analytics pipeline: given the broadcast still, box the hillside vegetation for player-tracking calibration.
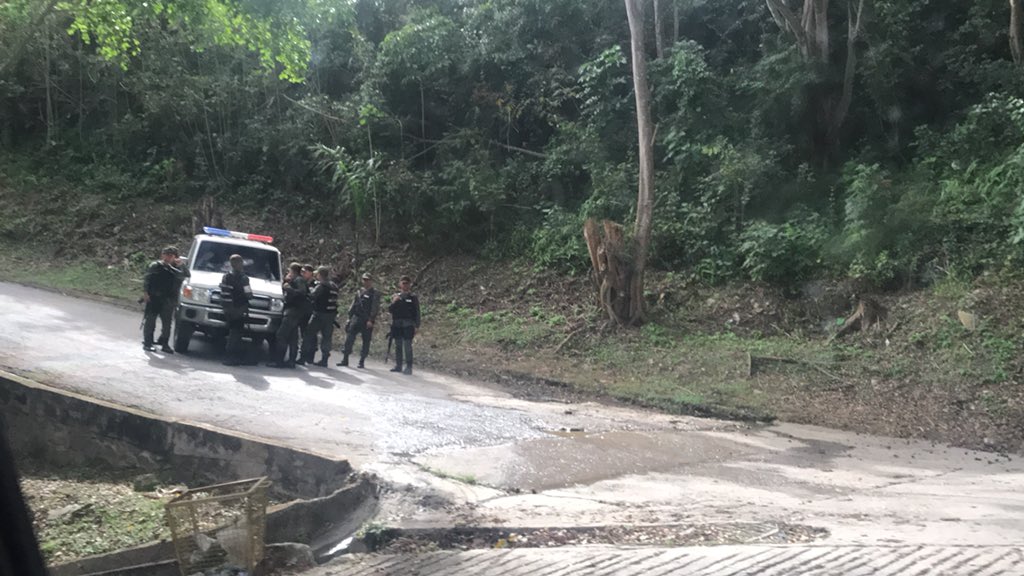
[2,0,1024,451]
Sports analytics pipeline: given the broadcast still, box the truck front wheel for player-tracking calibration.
[174,320,196,353]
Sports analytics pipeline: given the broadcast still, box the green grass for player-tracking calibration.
[0,240,142,303]
[20,465,171,563]
[441,303,556,350]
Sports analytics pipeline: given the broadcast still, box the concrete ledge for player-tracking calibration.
[0,370,379,576]
[0,370,350,498]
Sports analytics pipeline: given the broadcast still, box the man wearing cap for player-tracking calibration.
[219,254,252,366]
[269,262,312,368]
[142,246,190,353]
[339,272,380,368]
[301,266,340,367]
[388,275,421,375]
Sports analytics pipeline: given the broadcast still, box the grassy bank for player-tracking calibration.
[0,241,143,303]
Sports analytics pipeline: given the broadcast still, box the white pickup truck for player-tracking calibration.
[173,227,285,353]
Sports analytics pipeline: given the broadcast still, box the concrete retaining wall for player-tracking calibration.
[0,372,350,498]
[0,371,379,576]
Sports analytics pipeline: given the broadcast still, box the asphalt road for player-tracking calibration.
[1,281,1022,549]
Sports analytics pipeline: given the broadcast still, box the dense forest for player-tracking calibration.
[3,0,1024,290]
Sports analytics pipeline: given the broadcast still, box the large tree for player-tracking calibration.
[585,0,654,326]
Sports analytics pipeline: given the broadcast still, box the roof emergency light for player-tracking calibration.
[203,226,274,244]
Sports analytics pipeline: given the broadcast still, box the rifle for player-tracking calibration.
[384,331,394,363]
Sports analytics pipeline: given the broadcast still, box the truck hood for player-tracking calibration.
[187,270,283,298]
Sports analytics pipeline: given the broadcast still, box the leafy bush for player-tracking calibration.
[529,207,589,274]
[739,210,828,285]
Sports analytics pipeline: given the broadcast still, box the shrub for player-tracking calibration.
[738,210,827,285]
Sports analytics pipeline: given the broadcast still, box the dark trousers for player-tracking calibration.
[343,318,373,361]
[143,298,175,346]
[391,325,415,367]
[224,307,247,361]
[274,309,306,363]
[302,311,337,361]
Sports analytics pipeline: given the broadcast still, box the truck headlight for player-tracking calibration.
[182,285,211,304]
[270,298,284,312]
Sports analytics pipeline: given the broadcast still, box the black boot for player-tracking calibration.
[296,357,308,366]
[357,358,365,369]
[160,344,175,354]
[403,364,413,376]
[314,353,329,367]
[389,365,402,373]
[337,354,349,367]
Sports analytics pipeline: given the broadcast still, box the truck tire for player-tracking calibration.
[174,321,195,353]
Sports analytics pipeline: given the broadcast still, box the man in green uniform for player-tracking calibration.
[142,246,190,353]
[339,272,380,369]
[295,264,317,365]
[388,275,421,375]
[219,254,252,366]
[301,266,340,367]
[269,262,311,368]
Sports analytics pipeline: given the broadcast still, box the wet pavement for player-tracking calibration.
[1,281,1022,549]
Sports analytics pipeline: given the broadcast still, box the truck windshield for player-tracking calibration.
[192,241,281,282]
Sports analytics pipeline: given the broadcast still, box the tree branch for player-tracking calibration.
[828,0,866,146]
[765,0,809,53]
[407,133,548,159]
[1013,0,1024,66]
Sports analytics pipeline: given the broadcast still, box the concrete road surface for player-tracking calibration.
[1,281,1022,551]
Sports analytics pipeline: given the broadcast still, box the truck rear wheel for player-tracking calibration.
[174,320,195,353]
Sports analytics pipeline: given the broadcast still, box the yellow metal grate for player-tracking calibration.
[165,477,271,576]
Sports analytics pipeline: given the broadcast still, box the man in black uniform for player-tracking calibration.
[295,264,317,365]
[339,272,380,369]
[301,266,339,367]
[219,254,252,366]
[388,275,420,375]
[142,246,190,353]
[270,262,311,368]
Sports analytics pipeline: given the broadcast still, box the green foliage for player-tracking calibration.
[739,211,828,285]
[57,0,316,81]
[4,0,1024,287]
[529,207,588,274]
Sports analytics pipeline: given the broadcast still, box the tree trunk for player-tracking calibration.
[673,0,679,45]
[766,0,829,62]
[1012,0,1023,66]
[626,0,655,325]
[826,0,865,148]
[581,0,655,327]
[654,0,665,59]
[584,219,638,325]
[44,15,53,146]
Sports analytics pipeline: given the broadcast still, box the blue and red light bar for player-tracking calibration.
[203,226,274,244]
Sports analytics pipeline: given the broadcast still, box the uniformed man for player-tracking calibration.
[219,254,252,366]
[388,275,421,375]
[301,266,339,367]
[295,264,316,365]
[269,262,311,368]
[339,272,381,369]
[142,246,190,353]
